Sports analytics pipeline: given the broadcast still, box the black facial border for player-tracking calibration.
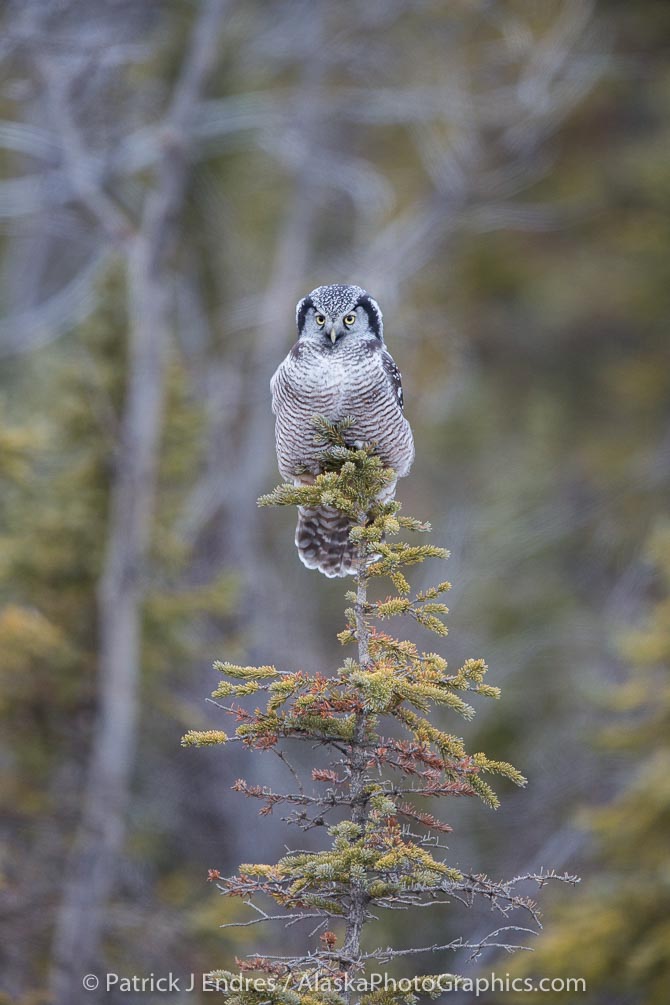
[296,295,315,334]
[355,293,382,340]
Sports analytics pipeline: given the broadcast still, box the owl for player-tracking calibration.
[271,283,414,577]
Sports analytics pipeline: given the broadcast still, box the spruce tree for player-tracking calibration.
[184,419,574,1003]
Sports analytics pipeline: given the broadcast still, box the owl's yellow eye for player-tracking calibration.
[343,313,356,326]
[315,314,326,326]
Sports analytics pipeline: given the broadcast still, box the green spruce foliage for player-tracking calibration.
[185,418,574,1004]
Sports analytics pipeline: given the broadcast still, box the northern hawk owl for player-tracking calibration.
[271,284,414,577]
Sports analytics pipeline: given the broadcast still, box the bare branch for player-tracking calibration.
[364,926,538,963]
[34,55,133,242]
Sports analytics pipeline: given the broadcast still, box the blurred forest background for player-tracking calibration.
[0,1,668,1003]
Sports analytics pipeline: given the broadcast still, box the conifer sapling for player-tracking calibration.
[183,418,577,1004]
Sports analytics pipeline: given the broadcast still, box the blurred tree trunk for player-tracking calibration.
[48,3,228,999]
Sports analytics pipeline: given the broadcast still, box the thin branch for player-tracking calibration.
[219,911,330,931]
[364,926,538,962]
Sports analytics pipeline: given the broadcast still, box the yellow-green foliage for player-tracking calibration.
[215,662,279,680]
[204,485,521,792]
[181,729,229,747]
[237,820,463,908]
[508,523,670,1003]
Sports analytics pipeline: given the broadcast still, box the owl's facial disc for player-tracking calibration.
[295,285,383,344]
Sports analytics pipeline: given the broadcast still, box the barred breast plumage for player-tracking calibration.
[271,284,414,577]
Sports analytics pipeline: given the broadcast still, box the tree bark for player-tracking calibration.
[48,4,228,999]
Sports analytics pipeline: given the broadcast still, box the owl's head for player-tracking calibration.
[295,284,383,346]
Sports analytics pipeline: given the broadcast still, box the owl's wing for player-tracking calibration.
[270,363,280,414]
[380,349,405,411]
[270,349,294,415]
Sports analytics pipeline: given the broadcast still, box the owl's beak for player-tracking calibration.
[329,329,337,344]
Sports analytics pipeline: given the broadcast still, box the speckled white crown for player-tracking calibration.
[309,284,366,317]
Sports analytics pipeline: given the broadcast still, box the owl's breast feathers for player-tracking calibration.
[271,338,414,481]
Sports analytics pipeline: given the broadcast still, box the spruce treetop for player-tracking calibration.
[184,418,576,1005]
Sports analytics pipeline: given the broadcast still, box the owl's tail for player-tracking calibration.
[294,478,397,578]
[295,505,358,578]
